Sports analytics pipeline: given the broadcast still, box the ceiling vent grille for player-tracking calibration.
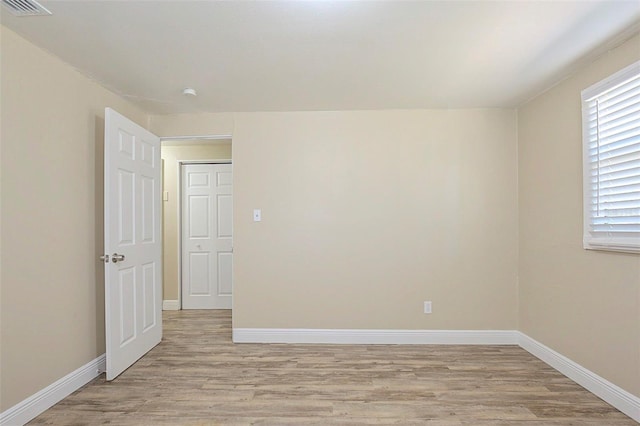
[2,0,51,16]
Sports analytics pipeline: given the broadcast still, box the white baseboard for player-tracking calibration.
[162,300,179,310]
[518,332,640,423]
[232,328,518,345]
[0,354,105,426]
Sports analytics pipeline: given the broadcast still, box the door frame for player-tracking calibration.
[177,159,232,309]
[159,134,232,311]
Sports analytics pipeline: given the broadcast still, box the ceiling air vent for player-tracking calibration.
[2,0,51,16]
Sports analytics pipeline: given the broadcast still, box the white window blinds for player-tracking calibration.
[582,60,640,253]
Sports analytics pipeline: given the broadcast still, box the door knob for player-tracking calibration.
[112,253,125,263]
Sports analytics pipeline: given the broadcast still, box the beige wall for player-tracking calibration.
[161,143,232,301]
[0,27,149,410]
[150,113,234,138]
[153,110,519,330]
[518,34,640,397]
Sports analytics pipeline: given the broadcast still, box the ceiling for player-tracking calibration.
[2,1,640,114]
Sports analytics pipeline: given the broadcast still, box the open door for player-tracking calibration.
[103,108,162,380]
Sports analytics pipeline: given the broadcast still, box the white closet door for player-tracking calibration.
[182,163,233,309]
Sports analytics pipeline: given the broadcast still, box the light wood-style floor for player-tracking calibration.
[30,310,634,425]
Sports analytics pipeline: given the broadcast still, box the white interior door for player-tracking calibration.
[104,108,162,380]
[181,163,233,309]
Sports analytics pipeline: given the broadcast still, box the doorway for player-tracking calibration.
[160,137,232,310]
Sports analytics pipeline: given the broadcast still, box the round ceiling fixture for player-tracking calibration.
[182,87,197,97]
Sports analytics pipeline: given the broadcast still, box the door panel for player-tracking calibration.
[119,267,136,345]
[141,177,155,243]
[118,170,135,244]
[142,262,157,331]
[105,108,162,380]
[182,163,233,309]
[217,195,233,237]
[218,252,233,295]
[189,252,211,295]
[189,196,210,238]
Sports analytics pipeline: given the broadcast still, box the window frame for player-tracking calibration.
[581,60,640,254]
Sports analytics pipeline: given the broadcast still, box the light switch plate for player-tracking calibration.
[253,209,261,222]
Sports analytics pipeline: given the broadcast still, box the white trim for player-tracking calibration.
[179,159,232,165]
[162,300,180,311]
[0,354,105,426]
[160,134,232,141]
[518,332,640,423]
[232,328,518,345]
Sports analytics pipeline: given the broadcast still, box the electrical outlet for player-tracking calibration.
[423,301,432,314]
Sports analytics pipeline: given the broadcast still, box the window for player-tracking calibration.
[582,60,640,253]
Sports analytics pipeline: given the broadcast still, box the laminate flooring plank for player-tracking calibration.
[28,310,635,425]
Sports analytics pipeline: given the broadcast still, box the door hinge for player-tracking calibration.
[99,254,110,263]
